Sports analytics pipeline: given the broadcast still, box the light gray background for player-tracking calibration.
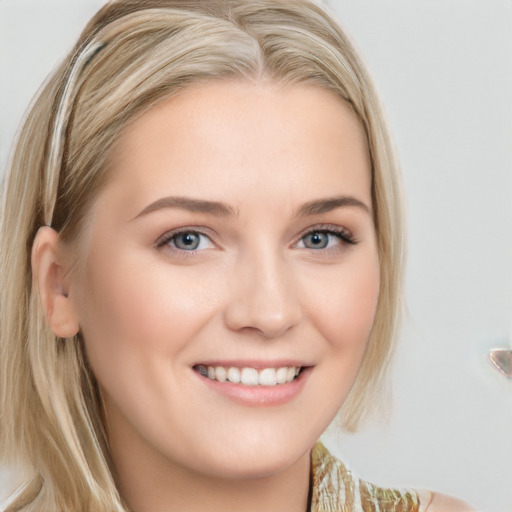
[1,1,511,511]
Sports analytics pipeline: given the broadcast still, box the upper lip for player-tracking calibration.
[192,360,312,369]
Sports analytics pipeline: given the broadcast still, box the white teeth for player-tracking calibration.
[276,367,288,384]
[215,366,227,382]
[259,368,277,386]
[227,367,241,383]
[196,365,303,386]
[241,367,259,385]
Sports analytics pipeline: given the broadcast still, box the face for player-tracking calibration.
[68,80,379,480]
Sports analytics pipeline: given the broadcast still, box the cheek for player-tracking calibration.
[316,257,380,334]
[72,247,220,383]
[337,268,379,342]
[304,253,380,355]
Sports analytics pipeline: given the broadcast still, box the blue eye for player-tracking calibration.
[297,229,355,250]
[302,232,331,249]
[159,230,215,251]
[173,232,201,250]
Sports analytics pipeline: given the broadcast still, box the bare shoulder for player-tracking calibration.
[426,492,478,512]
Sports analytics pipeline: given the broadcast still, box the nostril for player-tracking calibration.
[222,258,302,338]
[224,304,302,339]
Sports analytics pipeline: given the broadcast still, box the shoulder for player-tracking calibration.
[311,443,477,512]
[425,492,478,512]
[311,442,424,512]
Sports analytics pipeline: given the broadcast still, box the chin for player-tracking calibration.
[190,432,313,480]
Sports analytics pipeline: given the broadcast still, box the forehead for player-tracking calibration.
[102,80,372,219]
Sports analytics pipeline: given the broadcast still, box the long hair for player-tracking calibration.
[0,1,405,510]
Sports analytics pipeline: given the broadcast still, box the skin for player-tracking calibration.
[31,80,475,511]
[428,494,477,512]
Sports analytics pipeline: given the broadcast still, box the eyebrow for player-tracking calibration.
[133,196,238,219]
[133,194,370,220]
[297,196,371,216]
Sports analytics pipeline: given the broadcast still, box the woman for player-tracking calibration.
[0,1,475,511]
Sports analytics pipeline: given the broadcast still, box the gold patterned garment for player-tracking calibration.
[311,442,432,512]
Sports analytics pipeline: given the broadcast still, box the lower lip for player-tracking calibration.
[195,367,312,407]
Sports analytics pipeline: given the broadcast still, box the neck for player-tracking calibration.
[107,416,311,512]
[113,447,311,512]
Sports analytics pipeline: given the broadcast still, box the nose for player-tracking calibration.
[223,249,302,339]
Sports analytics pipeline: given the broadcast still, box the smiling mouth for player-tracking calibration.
[193,365,305,386]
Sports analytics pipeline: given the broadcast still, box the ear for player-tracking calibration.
[31,226,79,338]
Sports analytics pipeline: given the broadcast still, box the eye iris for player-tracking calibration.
[305,232,329,249]
[174,232,200,250]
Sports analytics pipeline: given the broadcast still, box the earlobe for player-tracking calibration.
[31,226,79,338]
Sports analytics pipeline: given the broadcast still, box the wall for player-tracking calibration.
[324,3,512,512]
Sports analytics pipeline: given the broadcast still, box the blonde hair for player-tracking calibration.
[0,1,405,510]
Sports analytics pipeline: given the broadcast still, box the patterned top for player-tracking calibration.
[311,442,432,512]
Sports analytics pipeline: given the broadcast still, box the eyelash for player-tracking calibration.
[155,227,215,254]
[155,225,357,255]
[295,225,357,251]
